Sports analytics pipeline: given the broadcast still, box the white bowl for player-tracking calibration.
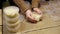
[6,20,20,27]
[4,14,20,23]
[3,6,19,17]
[6,23,20,33]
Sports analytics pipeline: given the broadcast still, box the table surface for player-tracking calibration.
[3,0,60,34]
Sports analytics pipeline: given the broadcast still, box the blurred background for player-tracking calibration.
[2,0,60,34]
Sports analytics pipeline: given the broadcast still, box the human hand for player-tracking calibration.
[25,10,37,23]
[33,8,42,15]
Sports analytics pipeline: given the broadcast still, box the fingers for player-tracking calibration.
[26,10,37,22]
[33,8,42,14]
[27,14,37,23]
[26,10,35,20]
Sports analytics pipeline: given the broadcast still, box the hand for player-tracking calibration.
[25,10,37,23]
[33,8,43,21]
[33,8,42,15]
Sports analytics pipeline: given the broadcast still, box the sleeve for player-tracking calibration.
[13,0,30,14]
[32,0,40,8]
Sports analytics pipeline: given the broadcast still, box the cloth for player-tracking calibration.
[13,0,40,14]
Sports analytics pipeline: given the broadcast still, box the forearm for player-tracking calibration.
[13,0,30,14]
[32,0,40,8]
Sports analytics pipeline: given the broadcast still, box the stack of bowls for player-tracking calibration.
[3,6,20,33]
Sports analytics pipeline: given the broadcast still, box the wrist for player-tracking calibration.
[33,7,38,9]
[32,7,38,10]
[25,9,31,15]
